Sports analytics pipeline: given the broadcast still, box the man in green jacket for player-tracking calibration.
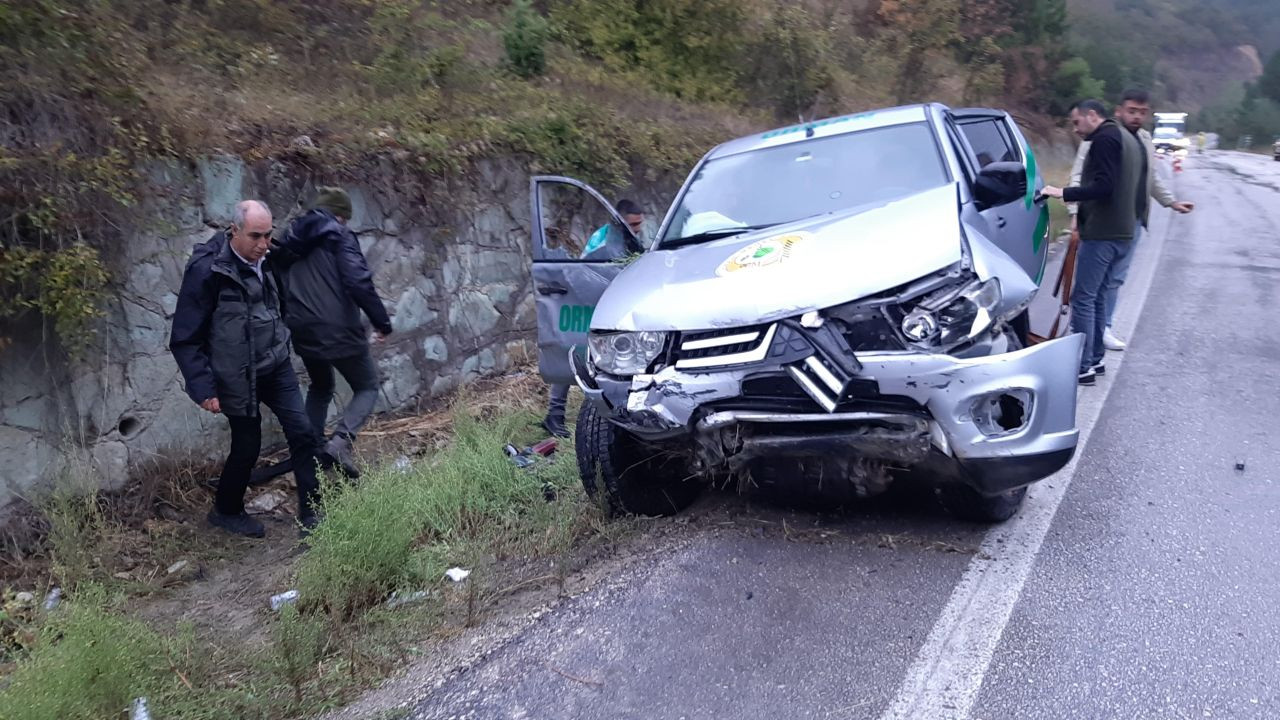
[1042,99,1148,385]
[1066,88,1194,351]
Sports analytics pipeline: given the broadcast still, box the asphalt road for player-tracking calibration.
[408,151,1280,720]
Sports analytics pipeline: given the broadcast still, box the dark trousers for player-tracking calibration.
[301,349,379,443]
[216,360,320,517]
[547,383,570,421]
[1070,239,1129,372]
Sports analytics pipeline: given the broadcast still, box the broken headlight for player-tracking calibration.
[899,277,1001,347]
[588,331,667,376]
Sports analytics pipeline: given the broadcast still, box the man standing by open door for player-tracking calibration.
[1041,99,1147,386]
[540,198,646,438]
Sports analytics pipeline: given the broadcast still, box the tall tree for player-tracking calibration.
[875,0,962,104]
[1259,50,1280,104]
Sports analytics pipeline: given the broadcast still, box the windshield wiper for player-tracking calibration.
[661,224,777,249]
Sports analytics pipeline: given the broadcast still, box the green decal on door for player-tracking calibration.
[1023,142,1038,209]
[1033,205,1050,285]
[558,305,595,333]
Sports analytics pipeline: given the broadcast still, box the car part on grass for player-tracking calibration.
[502,443,559,501]
[269,589,300,611]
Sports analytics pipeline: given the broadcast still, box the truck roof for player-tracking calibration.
[706,104,932,161]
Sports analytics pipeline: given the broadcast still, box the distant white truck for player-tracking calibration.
[1153,112,1190,154]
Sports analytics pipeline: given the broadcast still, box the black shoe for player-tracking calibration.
[207,510,266,538]
[1078,368,1097,386]
[541,415,569,439]
[1092,363,1106,376]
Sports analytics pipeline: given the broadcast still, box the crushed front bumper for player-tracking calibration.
[572,333,1083,494]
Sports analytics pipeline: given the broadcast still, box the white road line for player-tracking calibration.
[879,166,1179,720]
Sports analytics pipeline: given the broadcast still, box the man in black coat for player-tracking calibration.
[273,188,393,477]
[1042,99,1148,385]
[169,200,321,537]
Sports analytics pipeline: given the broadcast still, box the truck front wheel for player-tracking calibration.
[575,403,703,517]
[934,483,1027,523]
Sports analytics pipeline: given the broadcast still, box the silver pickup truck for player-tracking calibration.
[529,103,1082,522]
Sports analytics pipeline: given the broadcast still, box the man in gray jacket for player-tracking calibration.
[170,200,322,537]
[1067,88,1194,351]
[274,188,393,477]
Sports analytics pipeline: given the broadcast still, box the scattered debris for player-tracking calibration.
[444,567,471,583]
[393,455,413,472]
[502,442,560,501]
[504,444,537,469]
[385,590,431,609]
[130,697,152,720]
[246,489,289,515]
[1235,459,1246,471]
[166,559,191,575]
[13,591,35,606]
[270,589,300,611]
[114,571,133,581]
[43,587,62,610]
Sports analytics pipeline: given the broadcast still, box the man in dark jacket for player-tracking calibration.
[1042,99,1148,385]
[169,200,321,537]
[273,187,392,477]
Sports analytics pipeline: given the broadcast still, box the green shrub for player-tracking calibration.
[41,486,107,590]
[503,0,550,79]
[269,605,331,707]
[553,0,748,103]
[0,587,168,720]
[744,5,835,119]
[296,405,585,619]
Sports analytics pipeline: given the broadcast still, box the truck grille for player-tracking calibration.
[674,324,776,369]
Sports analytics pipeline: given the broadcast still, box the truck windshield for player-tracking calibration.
[660,122,948,247]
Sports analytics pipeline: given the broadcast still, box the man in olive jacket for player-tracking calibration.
[170,200,321,537]
[273,188,392,477]
[1042,99,1148,385]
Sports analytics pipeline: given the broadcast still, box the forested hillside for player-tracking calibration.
[1066,0,1280,144]
[1,0,1101,354]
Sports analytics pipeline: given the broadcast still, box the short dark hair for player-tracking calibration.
[1120,88,1150,105]
[1071,99,1108,118]
[615,198,643,216]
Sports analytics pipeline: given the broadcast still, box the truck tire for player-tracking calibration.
[934,483,1026,523]
[575,403,703,517]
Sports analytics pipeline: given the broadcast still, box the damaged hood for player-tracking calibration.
[594,184,965,332]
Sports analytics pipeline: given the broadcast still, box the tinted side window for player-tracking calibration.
[958,119,1018,168]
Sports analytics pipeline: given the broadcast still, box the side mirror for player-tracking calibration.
[973,161,1027,209]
